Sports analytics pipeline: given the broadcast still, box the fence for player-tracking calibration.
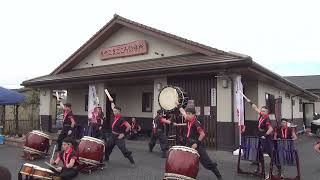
[2,118,40,135]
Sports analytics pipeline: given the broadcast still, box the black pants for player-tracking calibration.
[127,132,139,140]
[57,126,74,151]
[54,167,78,180]
[104,134,135,164]
[88,123,102,138]
[149,130,168,152]
[187,140,222,179]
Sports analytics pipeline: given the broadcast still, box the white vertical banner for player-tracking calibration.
[88,85,98,119]
[234,75,244,127]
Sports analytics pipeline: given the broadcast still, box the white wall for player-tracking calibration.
[73,27,193,69]
[107,84,154,118]
[257,81,309,120]
[67,88,88,116]
[39,89,52,115]
[217,77,232,122]
[244,80,259,120]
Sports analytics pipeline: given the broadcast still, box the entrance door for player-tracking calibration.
[304,103,315,128]
[168,75,217,148]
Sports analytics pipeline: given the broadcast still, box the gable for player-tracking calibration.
[73,27,194,70]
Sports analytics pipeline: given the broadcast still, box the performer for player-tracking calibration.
[57,100,76,152]
[314,139,320,154]
[176,106,223,180]
[127,117,142,140]
[104,96,135,166]
[50,137,79,180]
[88,106,104,138]
[0,166,11,180]
[274,118,297,140]
[149,110,172,158]
[272,118,298,177]
[244,98,273,173]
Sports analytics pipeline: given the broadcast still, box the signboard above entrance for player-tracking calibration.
[100,40,148,60]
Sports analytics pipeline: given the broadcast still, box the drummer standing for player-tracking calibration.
[57,100,76,152]
[273,118,297,176]
[243,98,273,173]
[274,118,297,140]
[88,106,104,138]
[176,106,223,180]
[104,97,135,166]
[50,137,79,180]
[149,110,172,158]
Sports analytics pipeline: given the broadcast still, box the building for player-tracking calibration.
[22,15,319,150]
[285,75,320,126]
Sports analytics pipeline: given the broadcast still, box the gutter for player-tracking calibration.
[250,61,319,101]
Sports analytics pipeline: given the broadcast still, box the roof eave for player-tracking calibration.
[250,61,319,101]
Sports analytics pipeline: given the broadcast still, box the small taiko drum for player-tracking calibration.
[164,146,200,180]
[78,136,105,165]
[24,130,50,155]
[20,163,54,180]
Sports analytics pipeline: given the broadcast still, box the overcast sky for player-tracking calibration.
[1,0,319,89]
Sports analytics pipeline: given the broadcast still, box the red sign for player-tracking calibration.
[100,40,148,60]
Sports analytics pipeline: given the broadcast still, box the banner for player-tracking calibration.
[88,85,98,119]
[234,75,244,127]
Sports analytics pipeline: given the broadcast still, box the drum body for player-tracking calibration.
[78,136,105,165]
[158,86,188,113]
[20,163,53,180]
[164,146,199,180]
[24,130,50,155]
[241,136,260,162]
[274,139,297,166]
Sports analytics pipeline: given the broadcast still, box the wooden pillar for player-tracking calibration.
[15,105,19,135]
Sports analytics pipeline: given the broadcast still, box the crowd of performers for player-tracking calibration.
[17,88,320,180]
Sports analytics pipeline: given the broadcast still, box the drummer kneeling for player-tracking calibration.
[50,137,79,180]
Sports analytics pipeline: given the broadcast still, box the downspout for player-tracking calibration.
[291,94,302,123]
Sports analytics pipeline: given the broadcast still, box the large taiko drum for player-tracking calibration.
[20,163,54,180]
[24,130,50,155]
[164,146,200,180]
[158,86,188,113]
[78,136,105,165]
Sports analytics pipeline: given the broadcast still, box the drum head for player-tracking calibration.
[159,87,179,111]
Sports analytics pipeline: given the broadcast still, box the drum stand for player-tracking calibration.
[22,151,49,161]
[237,144,266,179]
[78,162,105,174]
[269,149,301,180]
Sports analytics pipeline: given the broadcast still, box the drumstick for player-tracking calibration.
[55,92,59,101]
[45,161,58,171]
[104,89,112,101]
[96,96,100,105]
[238,90,250,102]
[51,145,56,160]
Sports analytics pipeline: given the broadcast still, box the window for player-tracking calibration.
[299,99,303,112]
[142,92,153,112]
[265,93,275,114]
[85,94,88,112]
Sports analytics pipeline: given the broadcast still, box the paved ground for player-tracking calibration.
[1,134,320,180]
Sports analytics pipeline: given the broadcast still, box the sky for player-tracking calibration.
[0,0,319,89]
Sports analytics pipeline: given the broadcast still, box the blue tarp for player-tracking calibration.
[0,86,25,105]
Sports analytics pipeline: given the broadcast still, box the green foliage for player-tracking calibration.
[21,90,40,107]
